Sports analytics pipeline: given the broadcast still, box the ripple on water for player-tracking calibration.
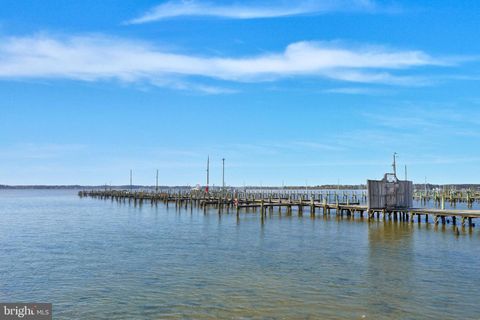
[0,190,479,319]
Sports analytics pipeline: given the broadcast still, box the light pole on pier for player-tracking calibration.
[156,169,159,192]
[130,169,133,192]
[424,176,427,197]
[206,156,210,193]
[222,158,225,193]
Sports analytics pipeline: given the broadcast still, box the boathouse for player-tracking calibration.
[367,173,413,210]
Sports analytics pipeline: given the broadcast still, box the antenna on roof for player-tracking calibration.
[392,152,398,177]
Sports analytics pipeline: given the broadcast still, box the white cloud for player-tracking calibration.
[127,0,380,24]
[0,34,449,90]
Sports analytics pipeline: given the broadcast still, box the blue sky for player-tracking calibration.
[1,0,480,186]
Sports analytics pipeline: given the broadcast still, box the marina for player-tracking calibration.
[79,155,480,231]
[79,188,480,229]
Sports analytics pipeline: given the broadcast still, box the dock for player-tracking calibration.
[414,190,480,207]
[79,189,479,228]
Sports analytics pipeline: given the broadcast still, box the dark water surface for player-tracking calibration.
[1,190,479,319]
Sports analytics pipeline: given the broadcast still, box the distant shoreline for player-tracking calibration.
[0,185,366,190]
[1,184,479,190]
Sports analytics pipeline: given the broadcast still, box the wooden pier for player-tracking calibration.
[79,189,479,229]
[414,190,480,207]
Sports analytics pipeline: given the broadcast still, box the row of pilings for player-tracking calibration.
[414,190,480,207]
[79,189,477,233]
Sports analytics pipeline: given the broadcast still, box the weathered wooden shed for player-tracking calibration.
[367,173,413,210]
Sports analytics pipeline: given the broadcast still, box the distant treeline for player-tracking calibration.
[247,185,368,190]
[1,184,479,190]
[413,184,480,190]
[0,185,134,190]
[0,184,366,190]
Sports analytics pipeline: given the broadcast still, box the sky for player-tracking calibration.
[1,0,480,186]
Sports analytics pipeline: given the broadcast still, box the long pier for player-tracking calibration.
[79,189,479,229]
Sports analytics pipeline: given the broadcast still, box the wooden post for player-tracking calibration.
[298,195,303,217]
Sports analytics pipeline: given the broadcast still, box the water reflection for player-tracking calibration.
[366,221,414,318]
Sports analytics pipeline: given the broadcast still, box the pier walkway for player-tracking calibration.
[79,190,479,228]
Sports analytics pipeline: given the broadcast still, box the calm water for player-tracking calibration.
[1,190,479,319]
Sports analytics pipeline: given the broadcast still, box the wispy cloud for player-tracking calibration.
[323,87,393,95]
[0,143,87,160]
[150,78,238,94]
[289,141,345,151]
[127,0,382,24]
[0,34,450,90]
[362,105,480,133]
